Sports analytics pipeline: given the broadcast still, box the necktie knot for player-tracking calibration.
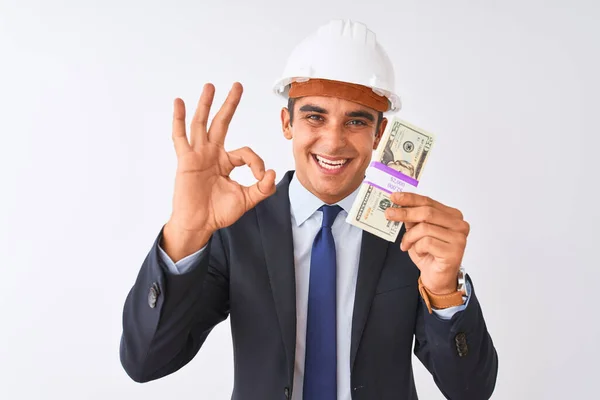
[319,205,342,228]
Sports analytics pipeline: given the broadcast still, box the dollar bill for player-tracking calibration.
[345,117,436,242]
[376,117,435,181]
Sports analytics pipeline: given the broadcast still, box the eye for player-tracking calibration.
[347,119,367,126]
[306,114,324,121]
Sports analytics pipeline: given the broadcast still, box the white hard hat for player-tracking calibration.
[273,19,401,112]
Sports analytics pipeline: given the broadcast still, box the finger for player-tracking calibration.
[391,192,463,219]
[228,146,266,181]
[411,236,454,259]
[172,98,191,156]
[386,206,468,233]
[243,169,277,208]
[401,222,466,252]
[208,82,243,145]
[190,83,216,149]
[404,221,416,231]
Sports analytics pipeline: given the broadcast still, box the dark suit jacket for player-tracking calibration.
[120,171,498,399]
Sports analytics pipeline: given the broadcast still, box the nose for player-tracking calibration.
[320,123,347,149]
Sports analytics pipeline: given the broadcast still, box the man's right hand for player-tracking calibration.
[162,82,276,262]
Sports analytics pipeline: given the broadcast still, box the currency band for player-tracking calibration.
[363,161,419,194]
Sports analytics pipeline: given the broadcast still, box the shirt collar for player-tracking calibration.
[288,172,361,227]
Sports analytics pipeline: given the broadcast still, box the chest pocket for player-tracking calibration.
[374,257,419,295]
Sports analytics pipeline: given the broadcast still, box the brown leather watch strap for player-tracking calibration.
[418,277,465,314]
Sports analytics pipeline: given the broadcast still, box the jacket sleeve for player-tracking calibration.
[119,225,230,383]
[413,275,498,399]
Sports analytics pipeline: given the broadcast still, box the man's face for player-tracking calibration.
[281,96,387,204]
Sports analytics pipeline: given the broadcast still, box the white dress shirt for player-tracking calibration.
[158,175,469,399]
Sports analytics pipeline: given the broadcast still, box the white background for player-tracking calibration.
[1,0,599,399]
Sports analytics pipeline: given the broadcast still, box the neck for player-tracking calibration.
[295,172,361,205]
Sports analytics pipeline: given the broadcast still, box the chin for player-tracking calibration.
[312,175,356,201]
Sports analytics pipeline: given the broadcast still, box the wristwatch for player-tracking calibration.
[418,267,467,314]
[457,267,467,297]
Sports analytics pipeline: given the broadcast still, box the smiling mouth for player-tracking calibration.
[312,154,351,170]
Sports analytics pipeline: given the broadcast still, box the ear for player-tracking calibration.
[281,107,292,140]
[373,117,388,150]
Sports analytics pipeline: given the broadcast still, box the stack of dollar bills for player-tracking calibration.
[345,117,436,242]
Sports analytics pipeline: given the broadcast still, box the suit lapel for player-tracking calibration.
[256,171,297,386]
[350,230,389,370]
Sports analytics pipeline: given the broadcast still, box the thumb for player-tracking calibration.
[245,169,276,207]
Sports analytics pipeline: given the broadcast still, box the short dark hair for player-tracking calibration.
[288,97,296,124]
[287,97,384,132]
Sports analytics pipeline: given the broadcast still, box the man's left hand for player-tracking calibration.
[385,192,470,295]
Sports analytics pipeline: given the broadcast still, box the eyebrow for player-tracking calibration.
[298,104,328,114]
[298,104,376,122]
[346,110,375,122]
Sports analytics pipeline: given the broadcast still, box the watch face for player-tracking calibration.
[457,268,466,295]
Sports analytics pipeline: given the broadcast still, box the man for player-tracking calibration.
[120,19,498,399]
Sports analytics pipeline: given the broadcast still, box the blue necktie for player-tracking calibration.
[303,205,342,400]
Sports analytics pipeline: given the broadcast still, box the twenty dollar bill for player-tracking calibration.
[345,117,436,242]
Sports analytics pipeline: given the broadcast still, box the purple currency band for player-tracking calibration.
[364,161,419,194]
[362,181,395,194]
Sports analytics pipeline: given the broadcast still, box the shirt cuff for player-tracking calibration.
[431,280,472,320]
[158,243,207,275]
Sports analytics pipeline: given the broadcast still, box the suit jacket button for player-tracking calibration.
[148,282,160,308]
[455,332,468,357]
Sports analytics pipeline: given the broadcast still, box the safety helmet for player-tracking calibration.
[273,19,401,112]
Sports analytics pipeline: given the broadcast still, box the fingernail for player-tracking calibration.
[395,193,404,202]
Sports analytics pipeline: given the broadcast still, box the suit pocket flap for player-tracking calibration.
[374,261,419,294]
[374,281,413,295]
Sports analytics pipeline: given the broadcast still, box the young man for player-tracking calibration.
[120,19,498,400]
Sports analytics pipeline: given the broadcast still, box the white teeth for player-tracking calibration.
[315,155,348,169]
